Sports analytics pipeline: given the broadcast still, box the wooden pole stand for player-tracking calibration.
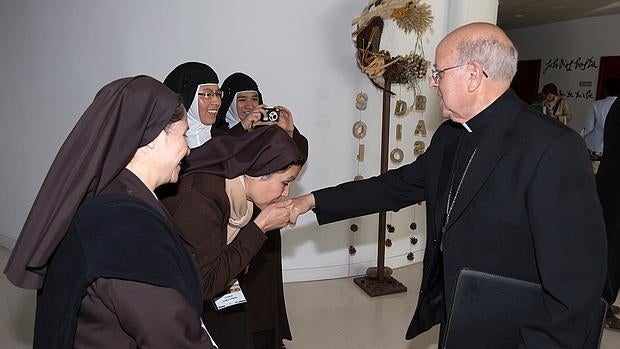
[354,78,407,297]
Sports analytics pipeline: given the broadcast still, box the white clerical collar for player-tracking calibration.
[462,122,473,133]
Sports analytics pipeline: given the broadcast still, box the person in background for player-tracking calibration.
[213,72,307,349]
[213,72,263,134]
[3,76,216,348]
[162,126,305,349]
[542,82,572,125]
[530,92,548,116]
[583,77,620,162]
[596,96,620,331]
[289,22,606,347]
[163,61,222,148]
[214,72,308,152]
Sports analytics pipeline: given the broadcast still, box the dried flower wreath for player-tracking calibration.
[352,0,433,91]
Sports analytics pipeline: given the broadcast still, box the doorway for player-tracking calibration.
[511,59,541,104]
[596,56,620,99]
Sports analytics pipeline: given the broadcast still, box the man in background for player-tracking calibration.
[583,77,619,164]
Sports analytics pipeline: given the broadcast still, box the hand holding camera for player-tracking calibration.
[260,107,280,123]
[269,105,295,137]
[243,104,294,137]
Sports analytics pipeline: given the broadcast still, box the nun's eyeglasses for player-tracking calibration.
[197,91,223,99]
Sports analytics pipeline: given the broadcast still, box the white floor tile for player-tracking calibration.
[285,310,365,349]
[1,246,619,348]
[601,329,620,349]
[0,274,33,348]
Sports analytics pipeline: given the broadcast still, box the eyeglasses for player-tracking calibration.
[430,63,468,83]
[430,62,489,83]
[197,90,223,99]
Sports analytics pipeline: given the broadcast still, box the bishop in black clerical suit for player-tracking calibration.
[290,22,606,348]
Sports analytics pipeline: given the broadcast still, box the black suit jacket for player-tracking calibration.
[597,98,620,209]
[313,90,606,348]
[596,98,620,303]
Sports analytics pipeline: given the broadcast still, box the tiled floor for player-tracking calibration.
[0,247,35,349]
[1,246,619,348]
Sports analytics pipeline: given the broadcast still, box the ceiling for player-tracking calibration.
[497,0,620,29]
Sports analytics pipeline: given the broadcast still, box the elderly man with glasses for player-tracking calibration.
[290,22,606,348]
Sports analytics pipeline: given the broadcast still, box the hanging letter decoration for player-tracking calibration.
[390,148,404,163]
[394,99,408,116]
[414,119,427,137]
[413,141,425,156]
[357,144,365,161]
[356,92,369,110]
[415,95,427,111]
[353,121,367,139]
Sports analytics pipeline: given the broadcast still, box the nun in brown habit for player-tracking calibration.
[163,61,225,147]
[213,72,309,349]
[213,72,308,155]
[3,76,216,348]
[162,125,305,349]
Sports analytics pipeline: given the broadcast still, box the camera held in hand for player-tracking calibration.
[261,107,280,123]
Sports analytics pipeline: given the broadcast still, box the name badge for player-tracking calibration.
[212,280,247,310]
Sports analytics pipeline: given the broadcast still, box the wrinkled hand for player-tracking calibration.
[274,106,295,137]
[288,194,316,227]
[254,199,293,232]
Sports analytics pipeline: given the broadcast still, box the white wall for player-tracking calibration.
[507,14,620,131]
[0,0,497,281]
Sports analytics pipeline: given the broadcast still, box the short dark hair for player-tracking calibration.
[542,83,558,95]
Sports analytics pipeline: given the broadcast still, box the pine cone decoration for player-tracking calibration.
[384,52,429,87]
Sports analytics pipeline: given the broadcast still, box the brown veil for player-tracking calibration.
[182,125,305,178]
[4,76,180,289]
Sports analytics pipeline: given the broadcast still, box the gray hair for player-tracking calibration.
[456,37,518,83]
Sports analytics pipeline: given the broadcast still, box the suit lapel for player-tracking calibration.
[442,92,522,232]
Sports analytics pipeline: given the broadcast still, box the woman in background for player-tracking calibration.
[214,72,306,147]
[542,82,572,124]
[213,71,263,133]
[4,76,216,348]
[163,61,223,147]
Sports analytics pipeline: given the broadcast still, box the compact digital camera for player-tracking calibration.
[261,107,279,122]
